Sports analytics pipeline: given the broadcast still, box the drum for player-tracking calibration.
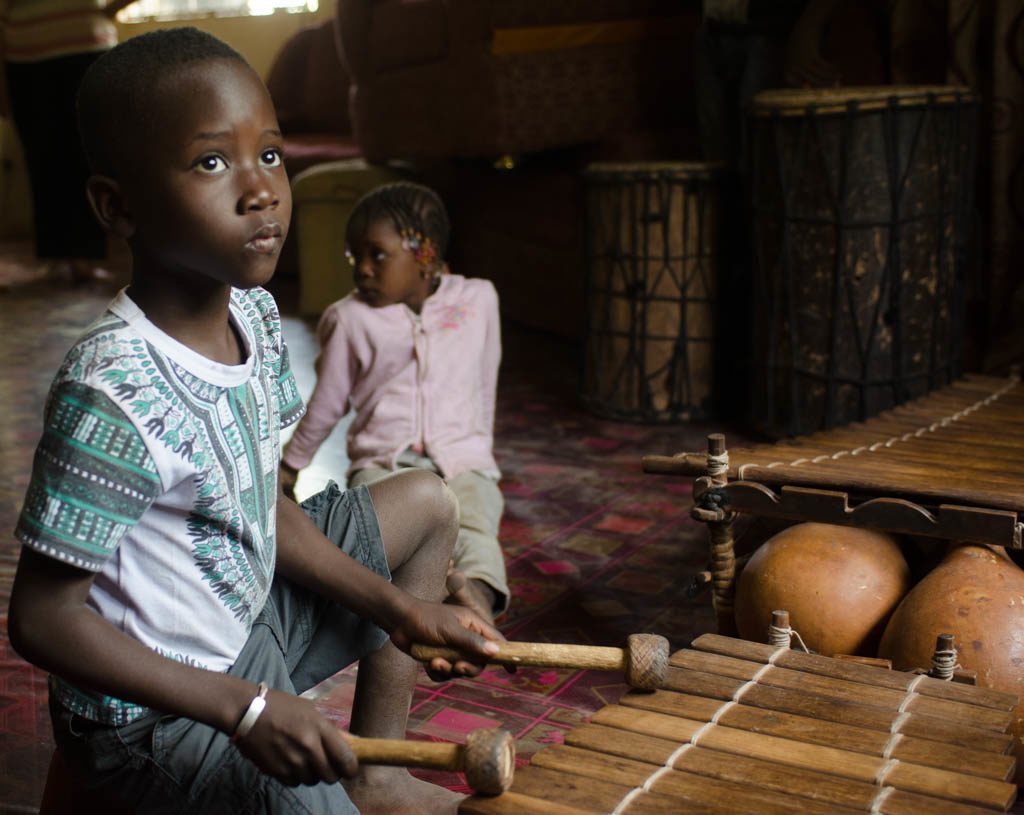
[460,634,1018,814]
[748,86,977,437]
[581,161,722,423]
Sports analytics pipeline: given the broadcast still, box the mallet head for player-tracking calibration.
[463,727,515,795]
[625,633,670,690]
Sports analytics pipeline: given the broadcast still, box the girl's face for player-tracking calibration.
[347,217,435,312]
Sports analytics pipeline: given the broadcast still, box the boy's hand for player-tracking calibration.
[233,689,358,786]
[389,599,502,679]
[279,463,299,501]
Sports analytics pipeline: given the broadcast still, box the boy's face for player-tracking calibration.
[120,58,291,290]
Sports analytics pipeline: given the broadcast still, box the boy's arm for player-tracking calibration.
[8,547,362,785]
[9,548,254,731]
[274,488,502,663]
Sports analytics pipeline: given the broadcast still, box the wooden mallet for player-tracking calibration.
[343,727,515,795]
[412,633,670,690]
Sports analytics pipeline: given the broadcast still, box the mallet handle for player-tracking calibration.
[344,734,462,771]
[411,641,628,672]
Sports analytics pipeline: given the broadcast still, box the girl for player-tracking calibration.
[281,182,509,623]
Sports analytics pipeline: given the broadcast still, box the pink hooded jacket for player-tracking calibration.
[281,274,501,480]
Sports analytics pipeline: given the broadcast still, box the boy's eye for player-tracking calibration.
[260,148,283,168]
[196,155,227,174]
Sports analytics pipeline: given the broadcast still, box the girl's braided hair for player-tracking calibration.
[347,182,451,259]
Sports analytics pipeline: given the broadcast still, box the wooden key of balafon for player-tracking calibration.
[412,633,670,690]
[343,727,514,795]
[460,634,1020,814]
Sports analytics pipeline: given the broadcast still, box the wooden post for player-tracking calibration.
[929,633,956,680]
[704,433,737,635]
[767,610,791,648]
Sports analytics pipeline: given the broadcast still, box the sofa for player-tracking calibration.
[265,18,361,177]
[337,0,700,162]
[271,2,702,334]
[332,0,701,336]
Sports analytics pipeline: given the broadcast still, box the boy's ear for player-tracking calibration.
[85,175,134,239]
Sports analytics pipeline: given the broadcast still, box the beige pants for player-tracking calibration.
[349,463,509,613]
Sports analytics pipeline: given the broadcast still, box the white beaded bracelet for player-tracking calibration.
[230,682,269,743]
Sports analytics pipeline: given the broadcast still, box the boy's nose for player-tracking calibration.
[238,178,279,213]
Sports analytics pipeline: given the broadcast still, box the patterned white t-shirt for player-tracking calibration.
[15,287,304,724]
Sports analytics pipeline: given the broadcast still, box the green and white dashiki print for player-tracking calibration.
[15,287,304,725]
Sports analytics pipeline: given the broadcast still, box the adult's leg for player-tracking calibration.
[6,54,107,264]
[693,23,731,166]
[344,469,464,814]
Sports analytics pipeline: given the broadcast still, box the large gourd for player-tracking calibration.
[735,522,911,656]
[878,543,1024,783]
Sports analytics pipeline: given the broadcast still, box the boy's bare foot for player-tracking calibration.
[445,569,497,626]
[343,766,464,814]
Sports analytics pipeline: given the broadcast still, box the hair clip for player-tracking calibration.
[399,228,420,252]
[400,228,437,266]
[344,247,355,267]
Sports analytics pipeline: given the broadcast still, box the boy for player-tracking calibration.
[7,27,500,815]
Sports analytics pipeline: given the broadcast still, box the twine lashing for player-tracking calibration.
[767,622,810,653]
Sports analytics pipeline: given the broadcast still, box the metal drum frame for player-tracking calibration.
[581,161,722,423]
[748,86,978,437]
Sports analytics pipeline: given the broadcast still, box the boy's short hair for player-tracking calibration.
[348,182,451,259]
[77,27,249,176]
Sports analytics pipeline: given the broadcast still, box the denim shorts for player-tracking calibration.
[50,482,390,815]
